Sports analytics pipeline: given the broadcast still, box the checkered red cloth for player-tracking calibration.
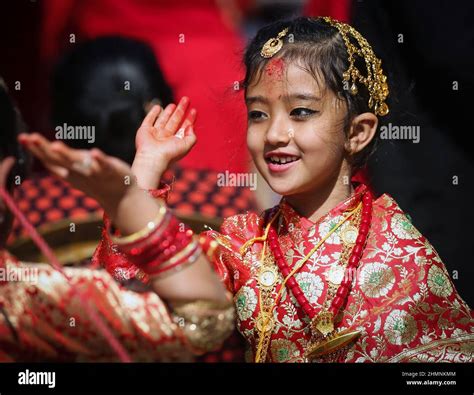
[9,173,102,243]
[10,166,258,243]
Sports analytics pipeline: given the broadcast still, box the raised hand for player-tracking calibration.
[133,97,197,189]
[18,133,140,220]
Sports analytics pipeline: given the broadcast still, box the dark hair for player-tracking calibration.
[51,36,174,164]
[0,78,29,187]
[243,17,381,170]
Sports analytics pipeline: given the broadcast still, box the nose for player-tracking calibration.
[265,117,291,146]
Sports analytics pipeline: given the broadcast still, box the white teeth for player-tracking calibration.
[268,155,299,164]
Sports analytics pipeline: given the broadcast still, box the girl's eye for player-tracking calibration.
[290,108,317,119]
[248,110,267,121]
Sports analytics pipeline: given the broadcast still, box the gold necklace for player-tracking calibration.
[253,203,362,362]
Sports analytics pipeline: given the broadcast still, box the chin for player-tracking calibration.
[266,180,300,197]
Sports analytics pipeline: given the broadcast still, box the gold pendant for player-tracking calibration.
[258,266,278,288]
[325,265,345,285]
[256,313,274,332]
[305,329,361,360]
[340,224,358,245]
[311,310,334,337]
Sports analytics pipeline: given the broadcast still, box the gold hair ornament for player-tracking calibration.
[321,16,389,116]
[259,19,389,116]
[260,27,289,58]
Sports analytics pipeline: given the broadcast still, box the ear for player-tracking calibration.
[345,112,378,155]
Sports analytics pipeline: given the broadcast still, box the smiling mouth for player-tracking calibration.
[265,155,300,165]
[264,155,301,173]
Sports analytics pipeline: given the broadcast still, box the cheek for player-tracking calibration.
[294,126,345,165]
[246,128,262,159]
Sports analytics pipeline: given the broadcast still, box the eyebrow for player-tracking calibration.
[245,93,322,105]
[245,95,269,105]
[288,93,322,101]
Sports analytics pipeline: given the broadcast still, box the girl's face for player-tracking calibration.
[246,58,350,197]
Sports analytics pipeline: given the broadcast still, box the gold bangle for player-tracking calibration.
[110,200,168,245]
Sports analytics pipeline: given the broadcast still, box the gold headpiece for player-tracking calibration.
[260,27,289,58]
[321,16,389,116]
[258,18,389,116]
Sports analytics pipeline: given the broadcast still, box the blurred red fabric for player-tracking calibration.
[303,0,351,22]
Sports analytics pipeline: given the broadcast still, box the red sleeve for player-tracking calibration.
[200,212,263,294]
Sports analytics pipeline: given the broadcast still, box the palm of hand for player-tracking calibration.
[135,98,197,165]
[135,124,188,164]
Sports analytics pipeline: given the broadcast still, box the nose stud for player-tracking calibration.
[288,128,295,139]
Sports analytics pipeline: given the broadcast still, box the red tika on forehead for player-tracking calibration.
[265,57,285,80]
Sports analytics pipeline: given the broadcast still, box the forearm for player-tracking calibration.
[100,187,228,304]
[151,254,229,302]
[102,186,162,237]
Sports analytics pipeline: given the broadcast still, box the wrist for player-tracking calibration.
[100,183,138,222]
[111,204,201,280]
[132,151,169,189]
[102,184,157,227]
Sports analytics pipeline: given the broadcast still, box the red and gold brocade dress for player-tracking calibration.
[0,250,234,362]
[204,184,474,362]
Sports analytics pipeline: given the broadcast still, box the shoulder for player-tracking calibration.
[361,193,449,299]
[364,193,468,306]
[219,210,265,239]
[370,193,427,247]
[353,194,473,361]
[201,207,272,258]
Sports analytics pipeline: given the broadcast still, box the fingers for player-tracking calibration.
[153,103,176,131]
[90,148,132,179]
[17,133,29,146]
[20,133,69,169]
[165,96,190,132]
[44,139,100,177]
[35,138,71,167]
[182,125,197,150]
[19,134,72,179]
[141,105,162,127]
[49,141,85,164]
[181,108,197,130]
[43,163,69,179]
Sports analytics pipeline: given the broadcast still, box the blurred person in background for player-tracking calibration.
[39,0,251,174]
[9,36,174,243]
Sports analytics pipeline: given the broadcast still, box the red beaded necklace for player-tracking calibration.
[266,189,373,345]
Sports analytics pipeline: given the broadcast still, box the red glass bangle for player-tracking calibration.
[111,202,198,277]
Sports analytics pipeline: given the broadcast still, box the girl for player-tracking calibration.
[20,17,473,362]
